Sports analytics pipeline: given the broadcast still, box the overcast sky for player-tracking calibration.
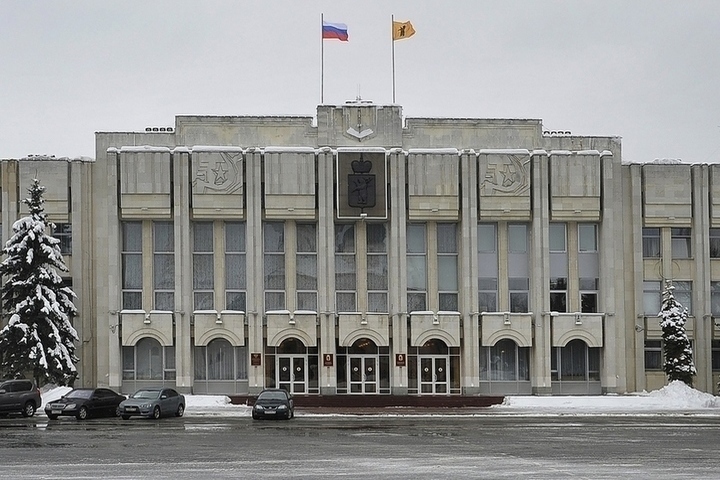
[2,1,719,163]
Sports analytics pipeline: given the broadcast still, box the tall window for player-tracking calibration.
[367,223,388,313]
[643,281,662,315]
[711,281,720,317]
[642,228,661,258]
[153,221,174,311]
[406,224,427,312]
[673,281,692,314]
[194,338,247,380]
[53,223,72,255]
[437,223,458,311]
[549,223,567,313]
[296,224,318,311]
[335,224,356,312]
[478,223,498,313]
[225,222,246,311]
[711,229,720,259]
[551,339,600,381]
[508,224,529,313]
[122,337,175,381]
[578,224,599,313]
[263,222,285,311]
[644,340,662,370]
[193,222,214,311]
[479,339,530,381]
[712,340,720,371]
[122,221,143,310]
[671,228,692,259]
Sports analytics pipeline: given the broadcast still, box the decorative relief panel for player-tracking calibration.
[551,313,603,347]
[193,311,245,346]
[478,150,531,220]
[338,313,390,347]
[409,312,461,347]
[19,160,69,221]
[264,149,316,219]
[549,151,601,221]
[481,313,533,347]
[407,149,459,221]
[191,148,244,219]
[121,310,174,347]
[119,148,172,219]
[642,164,692,226]
[266,311,317,347]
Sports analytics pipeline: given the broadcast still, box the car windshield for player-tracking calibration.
[131,390,160,400]
[66,390,93,399]
[258,391,287,401]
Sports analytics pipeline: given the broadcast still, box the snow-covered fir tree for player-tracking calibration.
[0,178,79,386]
[658,280,696,387]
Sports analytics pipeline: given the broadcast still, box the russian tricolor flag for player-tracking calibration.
[322,21,348,41]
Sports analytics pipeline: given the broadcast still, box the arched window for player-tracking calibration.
[480,339,530,381]
[194,338,247,381]
[122,337,175,381]
[551,339,600,381]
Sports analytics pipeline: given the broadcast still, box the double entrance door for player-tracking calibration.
[348,355,377,394]
[419,356,449,394]
[277,355,307,394]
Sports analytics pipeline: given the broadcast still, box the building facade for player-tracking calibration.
[2,102,719,397]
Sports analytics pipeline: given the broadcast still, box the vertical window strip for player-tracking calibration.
[153,221,175,311]
[367,223,388,313]
[225,221,246,311]
[437,223,458,311]
[296,223,318,311]
[192,222,214,311]
[263,222,285,311]
[335,224,357,312]
[121,221,143,310]
[406,223,427,312]
[478,223,498,313]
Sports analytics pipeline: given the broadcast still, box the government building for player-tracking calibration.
[1,101,718,399]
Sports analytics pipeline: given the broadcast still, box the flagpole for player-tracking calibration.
[391,15,396,104]
[321,13,324,104]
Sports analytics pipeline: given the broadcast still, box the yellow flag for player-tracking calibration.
[392,20,415,41]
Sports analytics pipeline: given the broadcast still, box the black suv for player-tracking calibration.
[0,379,41,417]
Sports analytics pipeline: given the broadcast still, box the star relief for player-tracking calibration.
[212,162,228,184]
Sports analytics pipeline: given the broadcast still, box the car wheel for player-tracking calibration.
[121,415,130,420]
[76,406,89,421]
[252,413,259,420]
[175,404,184,417]
[47,414,59,420]
[152,406,161,419]
[21,402,36,418]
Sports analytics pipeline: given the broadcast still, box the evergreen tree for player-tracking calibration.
[0,179,79,386]
[658,280,696,387]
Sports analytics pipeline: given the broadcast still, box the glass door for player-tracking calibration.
[277,355,307,394]
[419,356,449,394]
[348,356,377,394]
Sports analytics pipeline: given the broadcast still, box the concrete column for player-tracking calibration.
[531,151,552,395]
[173,150,192,393]
[693,165,711,392]
[317,149,337,395]
[105,150,121,390]
[600,151,619,394]
[460,150,480,395]
[628,164,645,392]
[245,149,264,394]
[389,149,408,395]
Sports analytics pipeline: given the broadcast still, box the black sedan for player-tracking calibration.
[252,388,294,420]
[45,388,126,420]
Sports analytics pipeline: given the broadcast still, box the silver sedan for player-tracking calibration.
[118,387,185,420]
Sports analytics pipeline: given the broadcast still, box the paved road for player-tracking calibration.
[1,412,720,479]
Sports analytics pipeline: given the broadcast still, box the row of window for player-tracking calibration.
[122,337,603,384]
[641,227,720,259]
[645,340,720,371]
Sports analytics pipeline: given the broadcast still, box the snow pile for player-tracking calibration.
[499,381,720,411]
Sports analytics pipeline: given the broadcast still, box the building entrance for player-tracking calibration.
[348,356,377,393]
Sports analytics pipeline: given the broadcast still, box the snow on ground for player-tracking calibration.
[38,380,720,416]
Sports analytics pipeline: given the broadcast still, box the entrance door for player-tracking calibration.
[419,356,449,394]
[348,356,377,394]
[277,355,307,394]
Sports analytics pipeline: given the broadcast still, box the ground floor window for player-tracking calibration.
[336,338,391,394]
[122,337,175,381]
[407,339,461,394]
[644,340,663,371]
[551,339,600,381]
[194,339,248,380]
[264,338,319,394]
[479,339,530,381]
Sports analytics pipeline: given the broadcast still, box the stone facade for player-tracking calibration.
[1,102,717,398]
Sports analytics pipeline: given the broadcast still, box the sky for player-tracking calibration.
[1,1,719,163]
